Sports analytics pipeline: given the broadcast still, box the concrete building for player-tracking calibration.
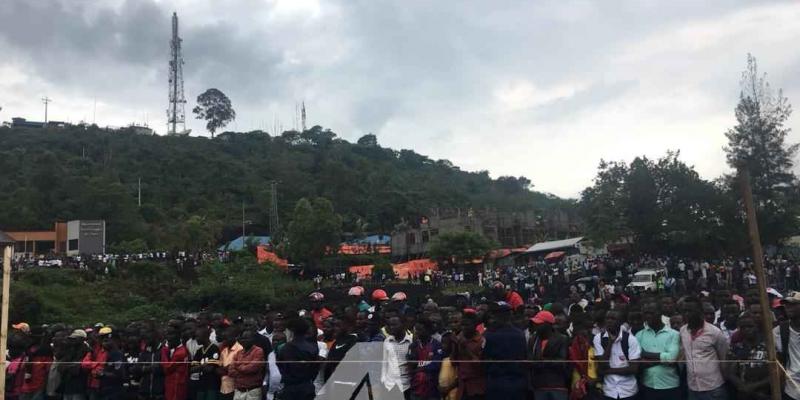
[66,220,106,256]
[4,220,105,256]
[391,208,579,259]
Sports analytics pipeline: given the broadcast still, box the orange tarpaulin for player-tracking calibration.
[257,246,289,270]
[348,264,374,278]
[393,258,437,279]
[347,258,439,280]
[339,244,391,255]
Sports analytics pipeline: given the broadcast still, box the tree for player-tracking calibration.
[580,152,738,256]
[357,134,379,147]
[579,160,629,247]
[286,197,343,267]
[724,54,800,245]
[428,231,495,267]
[192,88,235,137]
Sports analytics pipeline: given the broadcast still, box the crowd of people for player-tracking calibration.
[7,254,800,400]
[11,252,221,274]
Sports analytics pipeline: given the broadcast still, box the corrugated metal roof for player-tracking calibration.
[526,237,583,253]
[219,236,271,251]
[0,231,16,245]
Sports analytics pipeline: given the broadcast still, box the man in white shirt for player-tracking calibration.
[594,310,641,400]
[381,316,413,398]
[775,292,800,400]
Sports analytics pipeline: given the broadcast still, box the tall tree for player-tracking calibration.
[286,197,343,267]
[192,88,236,137]
[724,54,799,245]
[428,231,495,267]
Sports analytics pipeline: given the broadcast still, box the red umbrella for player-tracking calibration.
[544,251,566,261]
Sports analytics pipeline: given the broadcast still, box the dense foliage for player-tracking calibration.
[7,255,310,325]
[428,231,497,266]
[724,54,800,245]
[286,197,343,267]
[0,125,574,251]
[580,55,799,255]
[579,152,746,256]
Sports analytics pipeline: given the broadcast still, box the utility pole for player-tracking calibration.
[739,167,782,400]
[0,243,14,395]
[42,97,52,124]
[138,178,142,207]
[269,181,279,238]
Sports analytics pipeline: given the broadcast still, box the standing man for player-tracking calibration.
[594,310,641,400]
[162,330,190,400]
[277,319,319,400]
[381,315,413,399]
[482,302,528,400]
[191,327,221,400]
[680,297,729,400]
[726,313,770,400]
[775,292,800,400]
[309,292,333,330]
[453,312,485,400]
[229,330,266,400]
[528,310,570,400]
[636,301,681,400]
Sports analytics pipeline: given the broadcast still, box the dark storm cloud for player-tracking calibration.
[1,0,799,196]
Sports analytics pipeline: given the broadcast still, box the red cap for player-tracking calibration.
[531,310,555,325]
[372,289,389,301]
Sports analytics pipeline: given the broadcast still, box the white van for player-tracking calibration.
[627,269,666,292]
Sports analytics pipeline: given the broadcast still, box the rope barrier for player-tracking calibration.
[776,361,800,394]
[0,359,777,365]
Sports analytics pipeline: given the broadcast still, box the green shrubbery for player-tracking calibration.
[6,255,311,326]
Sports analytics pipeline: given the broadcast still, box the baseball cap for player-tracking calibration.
[308,292,324,301]
[69,329,88,339]
[348,286,365,296]
[782,292,800,304]
[531,310,555,325]
[371,289,389,301]
[98,327,113,336]
[391,291,407,301]
[12,322,30,333]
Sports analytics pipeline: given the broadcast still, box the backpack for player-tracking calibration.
[600,331,630,361]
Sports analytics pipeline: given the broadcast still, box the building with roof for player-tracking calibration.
[391,208,579,259]
[4,220,105,256]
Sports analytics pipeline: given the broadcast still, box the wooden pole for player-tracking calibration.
[740,167,782,400]
[0,245,12,396]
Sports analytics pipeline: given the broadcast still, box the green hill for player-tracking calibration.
[0,124,576,250]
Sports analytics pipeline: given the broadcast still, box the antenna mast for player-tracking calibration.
[301,101,307,131]
[167,12,186,135]
[42,97,52,125]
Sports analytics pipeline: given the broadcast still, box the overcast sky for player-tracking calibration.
[1,0,799,198]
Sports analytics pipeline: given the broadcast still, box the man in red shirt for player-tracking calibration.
[229,330,266,400]
[81,327,110,399]
[19,327,52,400]
[309,292,332,330]
[492,281,524,311]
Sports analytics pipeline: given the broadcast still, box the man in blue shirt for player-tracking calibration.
[636,301,681,400]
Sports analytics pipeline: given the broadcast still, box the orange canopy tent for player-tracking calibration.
[256,246,289,270]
